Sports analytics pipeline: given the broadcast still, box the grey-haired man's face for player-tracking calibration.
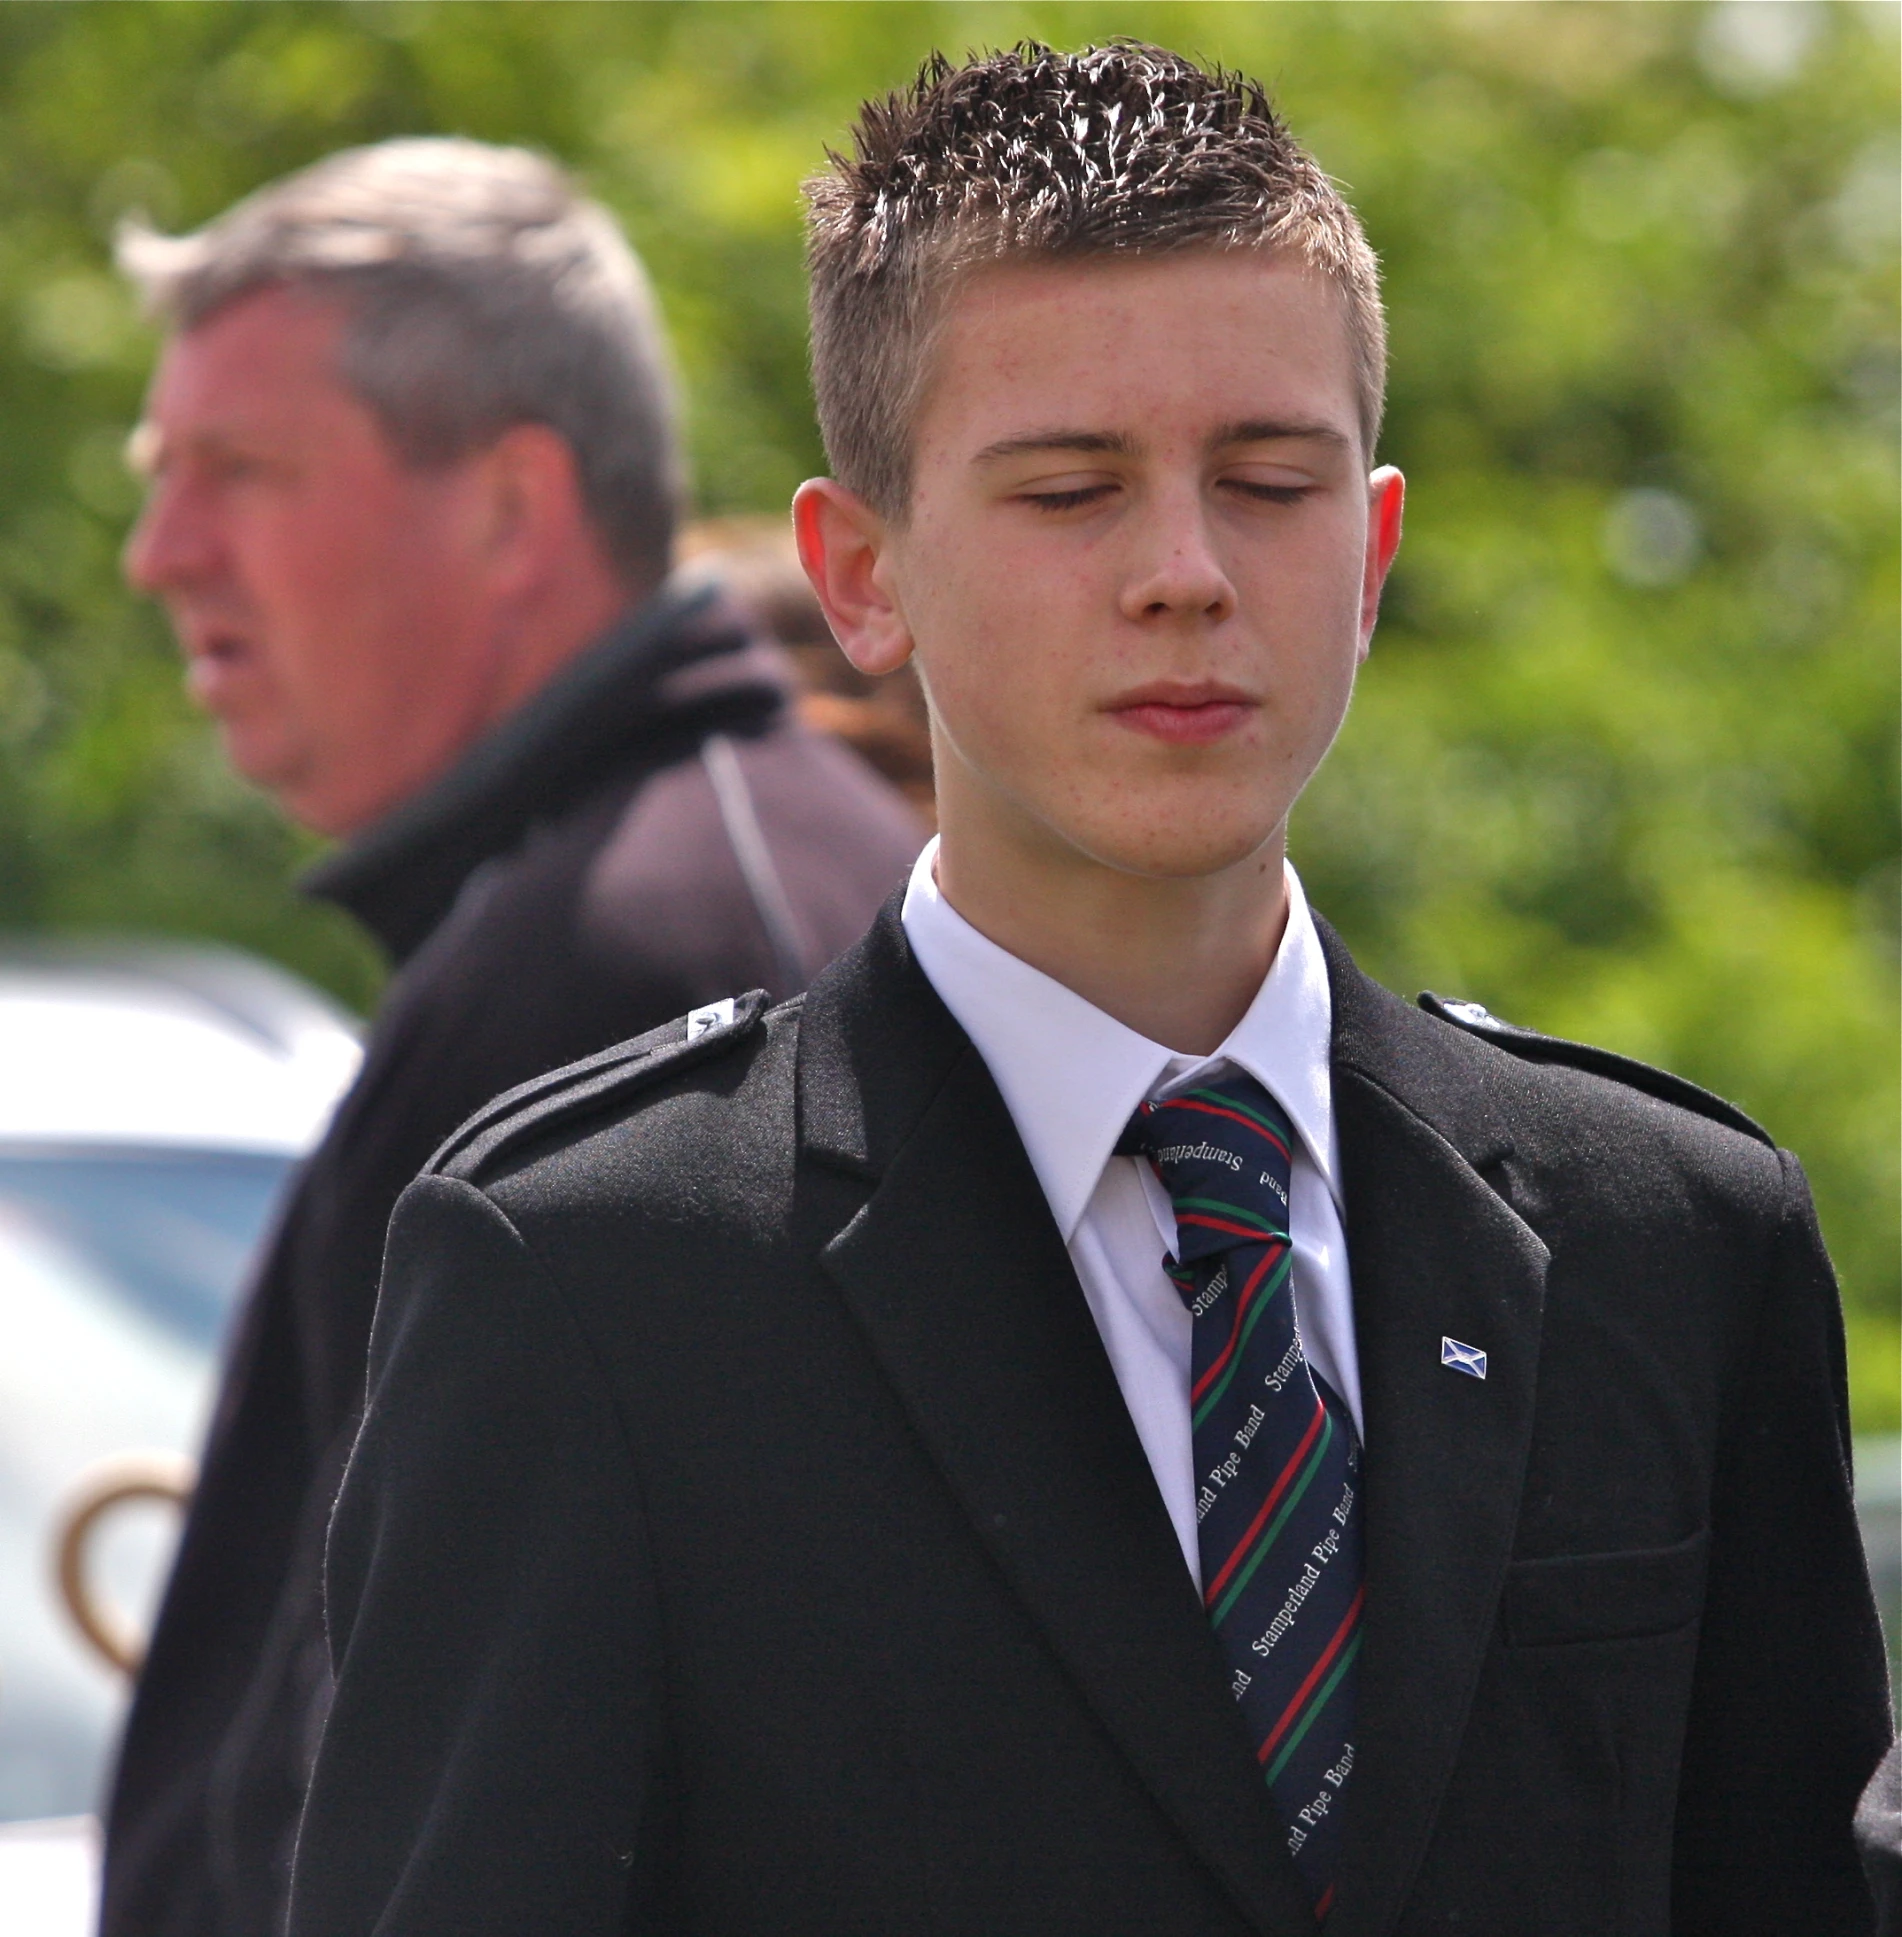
[125,284,530,836]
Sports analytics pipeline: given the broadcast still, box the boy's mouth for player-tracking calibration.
[1102,680,1257,747]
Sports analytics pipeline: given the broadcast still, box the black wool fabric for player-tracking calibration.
[288,903,1891,1937]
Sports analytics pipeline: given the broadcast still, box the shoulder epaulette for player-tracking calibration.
[428,989,771,1182]
[1416,991,1774,1149]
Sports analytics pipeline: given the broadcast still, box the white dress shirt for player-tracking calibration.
[900,839,1359,1588]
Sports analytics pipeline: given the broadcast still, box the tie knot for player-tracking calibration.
[1121,1076,1294,1266]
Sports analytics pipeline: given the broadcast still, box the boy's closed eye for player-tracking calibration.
[1222,477,1315,506]
[1015,473,1319,513]
[1019,480,1120,512]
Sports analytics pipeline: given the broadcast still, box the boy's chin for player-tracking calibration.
[1062,809,1287,887]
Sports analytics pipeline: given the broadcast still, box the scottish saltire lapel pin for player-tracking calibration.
[1441,1336,1489,1380]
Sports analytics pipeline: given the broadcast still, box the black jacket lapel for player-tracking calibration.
[798,906,1319,1935]
[1316,922,1549,1937]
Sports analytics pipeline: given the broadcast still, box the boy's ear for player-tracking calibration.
[1358,465,1405,656]
[792,479,915,676]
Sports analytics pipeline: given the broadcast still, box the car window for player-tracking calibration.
[0,1145,295,1822]
[0,1150,292,1351]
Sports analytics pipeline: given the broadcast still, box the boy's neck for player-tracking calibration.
[932,812,1291,1059]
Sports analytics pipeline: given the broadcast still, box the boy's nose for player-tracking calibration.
[1119,498,1236,625]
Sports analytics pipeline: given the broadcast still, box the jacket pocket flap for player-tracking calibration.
[1501,1527,1709,1647]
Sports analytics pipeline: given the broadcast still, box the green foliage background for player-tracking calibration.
[0,1,1894,1423]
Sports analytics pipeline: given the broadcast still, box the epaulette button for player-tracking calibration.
[686,997,737,1041]
[1441,999,1501,1029]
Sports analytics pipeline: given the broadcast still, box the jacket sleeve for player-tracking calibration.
[1671,1150,1893,1933]
[288,1175,671,1936]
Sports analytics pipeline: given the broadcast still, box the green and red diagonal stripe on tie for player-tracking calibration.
[1123,1076,1363,1920]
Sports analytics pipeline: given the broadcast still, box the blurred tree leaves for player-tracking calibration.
[0,0,1893,1422]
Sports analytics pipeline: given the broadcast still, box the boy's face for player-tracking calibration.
[801,248,1401,890]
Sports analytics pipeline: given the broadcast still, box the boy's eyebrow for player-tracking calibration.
[972,420,1352,463]
[1212,418,1353,451]
[972,428,1137,462]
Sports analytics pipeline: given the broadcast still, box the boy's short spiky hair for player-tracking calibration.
[805,41,1386,519]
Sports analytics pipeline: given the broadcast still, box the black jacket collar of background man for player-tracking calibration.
[302,583,790,965]
[795,900,1550,1935]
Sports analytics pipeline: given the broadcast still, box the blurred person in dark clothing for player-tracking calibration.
[103,136,922,1937]
[679,516,936,824]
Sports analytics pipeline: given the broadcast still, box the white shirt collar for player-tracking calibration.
[900,838,1340,1245]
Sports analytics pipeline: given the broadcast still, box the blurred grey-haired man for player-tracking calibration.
[103,137,921,1937]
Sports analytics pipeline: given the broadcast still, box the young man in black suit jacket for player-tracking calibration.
[290,45,1892,1935]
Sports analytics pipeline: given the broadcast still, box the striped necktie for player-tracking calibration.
[1122,1074,1364,1920]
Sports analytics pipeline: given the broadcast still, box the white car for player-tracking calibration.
[0,940,359,1927]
